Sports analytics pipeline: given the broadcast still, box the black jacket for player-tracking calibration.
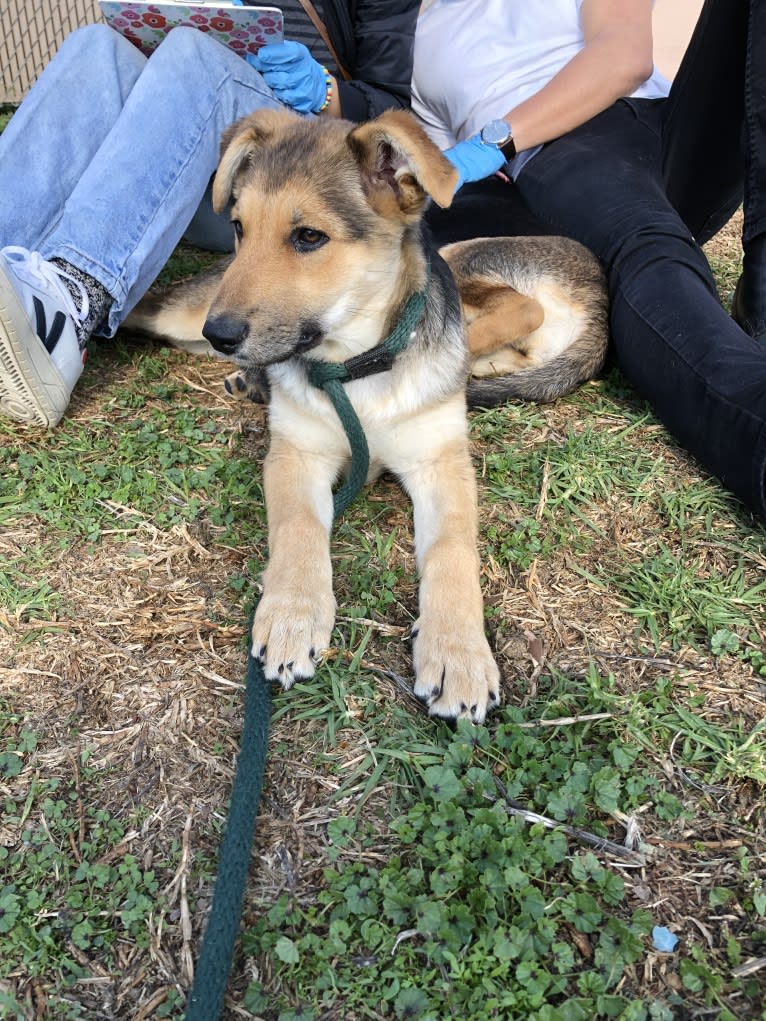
[319,0,419,121]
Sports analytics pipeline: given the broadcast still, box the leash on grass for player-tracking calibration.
[182,283,428,1021]
[183,637,270,1021]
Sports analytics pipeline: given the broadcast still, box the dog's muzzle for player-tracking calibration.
[202,314,324,363]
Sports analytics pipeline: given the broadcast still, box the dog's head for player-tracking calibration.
[201,108,458,367]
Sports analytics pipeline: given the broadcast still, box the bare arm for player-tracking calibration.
[504,0,656,153]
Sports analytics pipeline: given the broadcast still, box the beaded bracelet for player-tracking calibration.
[317,67,333,114]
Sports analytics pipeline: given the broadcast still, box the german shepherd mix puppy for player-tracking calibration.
[127,108,607,724]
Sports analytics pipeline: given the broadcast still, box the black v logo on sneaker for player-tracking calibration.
[33,296,67,354]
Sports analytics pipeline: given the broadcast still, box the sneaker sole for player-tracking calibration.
[0,266,71,427]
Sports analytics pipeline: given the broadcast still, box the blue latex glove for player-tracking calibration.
[443,134,508,192]
[246,41,328,114]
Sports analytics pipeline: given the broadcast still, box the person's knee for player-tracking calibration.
[63,23,133,61]
[153,25,229,66]
[51,24,146,96]
[610,222,713,292]
[530,196,701,285]
[153,26,275,96]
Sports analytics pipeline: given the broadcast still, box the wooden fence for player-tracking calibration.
[1,0,102,104]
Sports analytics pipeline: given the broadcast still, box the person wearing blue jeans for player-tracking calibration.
[418,0,766,522]
[0,1,418,427]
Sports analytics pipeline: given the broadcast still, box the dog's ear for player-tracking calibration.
[347,110,458,219]
[212,108,300,213]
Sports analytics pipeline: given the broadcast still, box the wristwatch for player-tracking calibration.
[479,118,517,161]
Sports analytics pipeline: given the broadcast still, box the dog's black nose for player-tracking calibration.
[202,313,247,356]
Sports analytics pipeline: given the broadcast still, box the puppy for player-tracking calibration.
[154,230,609,410]
[125,109,607,723]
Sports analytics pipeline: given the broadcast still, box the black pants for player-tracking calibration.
[426,0,766,521]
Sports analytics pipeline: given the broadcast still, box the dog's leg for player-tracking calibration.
[399,431,501,723]
[123,256,231,343]
[252,433,338,687]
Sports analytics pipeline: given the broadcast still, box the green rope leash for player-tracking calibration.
[183,632,270,1021]
[306,372,371,518]
[183,284,427,1020]
[307,284,427,517]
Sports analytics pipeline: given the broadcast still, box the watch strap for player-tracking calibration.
[480,119,517,162]
[499,134,517,161]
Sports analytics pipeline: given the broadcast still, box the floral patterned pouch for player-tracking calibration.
[98,2,284,58]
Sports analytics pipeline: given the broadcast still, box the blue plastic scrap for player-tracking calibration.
[652,925,679,952]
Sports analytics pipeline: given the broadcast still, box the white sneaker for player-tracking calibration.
[0,246,88,426]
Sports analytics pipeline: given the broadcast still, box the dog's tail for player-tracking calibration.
[466,331,608,407]
[442,235,609,408]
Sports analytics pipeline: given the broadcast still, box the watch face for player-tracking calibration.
[481,119,511,146]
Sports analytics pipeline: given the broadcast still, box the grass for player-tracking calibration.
[0,743,168,1019]
[1,203,765,1018]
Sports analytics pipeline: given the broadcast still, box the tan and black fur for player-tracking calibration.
[125,108,607,723]
[443,235,607,405]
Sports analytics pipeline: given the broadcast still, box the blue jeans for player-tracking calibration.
[0,24,282,335]
[426,0,766,521]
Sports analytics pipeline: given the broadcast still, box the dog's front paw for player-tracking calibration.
[252,589,335,688]
[412,619,501,724]
[223,367,270,404]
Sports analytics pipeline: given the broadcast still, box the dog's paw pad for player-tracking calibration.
[251,590,335,689]
[413,622,501,724]
[224,370,253,401]
[224,368,270,404]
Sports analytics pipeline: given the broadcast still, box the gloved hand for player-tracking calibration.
[246,41,328,114]
[443,134,508,192]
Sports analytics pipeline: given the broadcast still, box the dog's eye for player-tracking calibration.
[291,227,328,253]
[232,219,244,242]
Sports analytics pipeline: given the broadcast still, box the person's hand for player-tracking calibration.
[443,134,508,191]
[246,41,328,114]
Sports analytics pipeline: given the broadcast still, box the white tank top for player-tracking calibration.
[412,0,671,176]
